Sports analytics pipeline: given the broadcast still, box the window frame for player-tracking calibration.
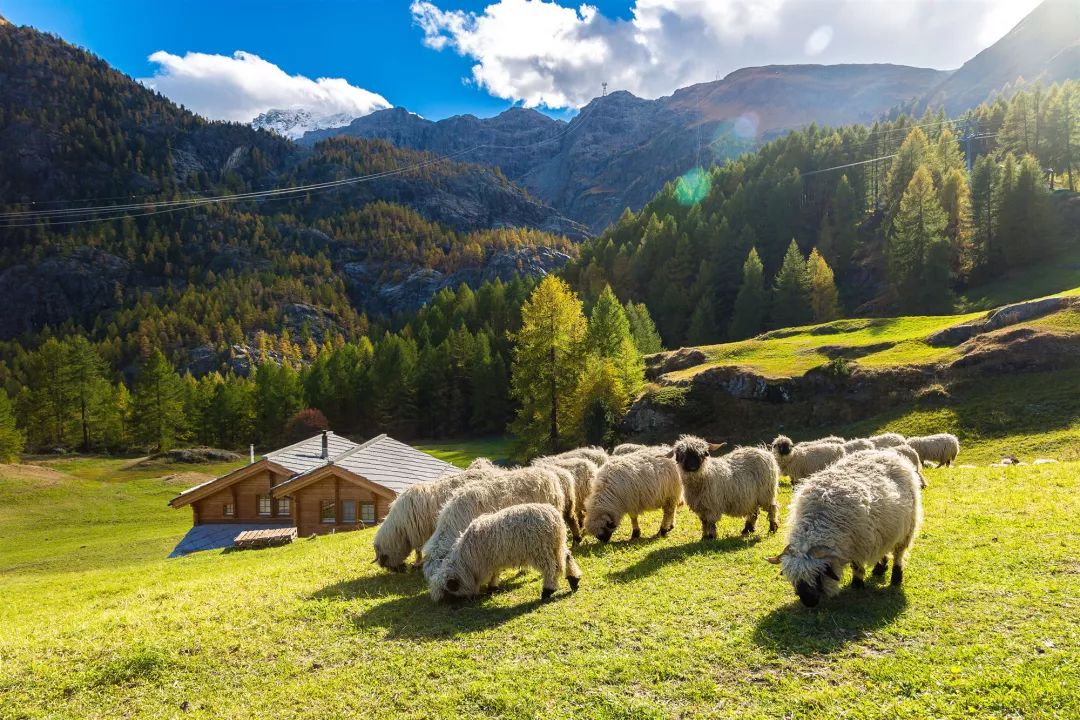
[276,497,291,517]
[320,500,336,524]
[257,494,273,517]
[341,499,357,524]
[360,502,376,525]
[223,502,234,517]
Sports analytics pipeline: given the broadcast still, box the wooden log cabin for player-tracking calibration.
[169,432,458,537]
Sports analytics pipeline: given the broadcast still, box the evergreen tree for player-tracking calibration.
[818,174,859,277]
[587,286,644,395]
[888,165,952,313]
[770,241,813,329]
[370,334,419,437]
[25,338,74,448]
[999,154,1053,266]
[938,167,974,275]
[885,127,931,218]
[63,336,108,451]
[572,356,627,449]
[728,247,768,340]
[509,276,588,458]
[623,301,663,355]
[970,154,999,278]
[806,248,841,323]
[132,350,186,452]
[0,391,25,463]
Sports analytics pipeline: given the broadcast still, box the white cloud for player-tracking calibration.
[411,0,1043,109]
[139,50,391,123]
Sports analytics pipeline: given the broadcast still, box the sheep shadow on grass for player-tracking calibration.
[607,534,763,584]
[753,584,908,655]
[350,575,572,641]
[311,567,426,602]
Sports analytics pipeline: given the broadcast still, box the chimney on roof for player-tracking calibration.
[321,431,329,460]
[250,444,255,464]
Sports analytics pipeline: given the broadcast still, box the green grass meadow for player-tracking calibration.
[2,428,1078,719]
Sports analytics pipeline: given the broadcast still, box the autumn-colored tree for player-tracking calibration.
[806,248,841,323]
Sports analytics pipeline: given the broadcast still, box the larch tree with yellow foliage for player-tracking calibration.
[806,249,841,323]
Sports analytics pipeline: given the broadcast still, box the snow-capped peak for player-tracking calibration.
[251,108,358,140]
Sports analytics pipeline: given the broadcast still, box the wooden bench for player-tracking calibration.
[233,527,297,549]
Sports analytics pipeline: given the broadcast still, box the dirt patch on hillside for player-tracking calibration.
[951,327,1080,373]
[0,463,74,488]
[159,471,215,488]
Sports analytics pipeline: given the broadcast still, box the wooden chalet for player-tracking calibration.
[169,432,458,537]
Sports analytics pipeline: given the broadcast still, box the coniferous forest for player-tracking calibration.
[0,19,1077,460]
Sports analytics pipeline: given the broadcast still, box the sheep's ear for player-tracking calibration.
[664,448,676,458]
[823,564,841,582]
[808,546,836,560]
[708,442,726,453]
[445,576,460,593]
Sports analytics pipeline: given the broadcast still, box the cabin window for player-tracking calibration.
[361,502,376,525]
[277,497,291,516]
[341,500,357,524]
[223,503,234,517]
[257,495,272,516]
[320,500,335,524]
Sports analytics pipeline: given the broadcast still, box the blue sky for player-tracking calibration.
[2,0,1040,123]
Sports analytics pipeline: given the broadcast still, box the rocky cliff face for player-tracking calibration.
[306,64,948,231]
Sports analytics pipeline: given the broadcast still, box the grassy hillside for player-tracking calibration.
[2,430,1078,719]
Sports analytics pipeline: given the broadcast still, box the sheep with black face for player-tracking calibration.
[669,435,780,539]
[583,450,682,543]
[372,464,498,572]
[430,503,582,603]
[770,435,846,484]
[767,449,922,607]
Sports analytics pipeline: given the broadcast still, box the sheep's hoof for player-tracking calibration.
[567,576,580,592]
[541,588,556,601]
[630,528,641,539]
[740,524,755,536]
[872,561,888,577]
[768,522,779,534]
[657,527,670,538]
[890,567,903,586]
[851,577,865,589]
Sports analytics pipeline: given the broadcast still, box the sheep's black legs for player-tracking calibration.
[767,504,779,534]
[872,557,889,576]
[701,516,717,540]
[851,563,866,588]
[630,516,641,539]
[741,513,757,536]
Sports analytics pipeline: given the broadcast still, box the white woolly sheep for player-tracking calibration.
[905,433,960,467]
[669,436,780,539]
[552,446,609,467]
[584,450,682,542]
[373,465,498,572]
[613,443,671,456]
[891,444,927,488]
[422,464,575,580]
[533,455,599,528]
[817,436,847,444]
[770,435,846,483]
[767,449,922,607]
[869,432,906,449]
[842,438,875,454]
[429,503,582,603]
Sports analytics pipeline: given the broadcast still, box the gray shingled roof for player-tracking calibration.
[264,431,359,475]
[332,434,458,494]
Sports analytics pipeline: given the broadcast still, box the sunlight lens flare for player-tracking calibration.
[675,167,711,207]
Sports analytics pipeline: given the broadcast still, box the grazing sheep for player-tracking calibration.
[584,450,682,542]
[767,449,922,607]
[1033,458,1059,465]
[468,457,502,471]
[614,443,670,456]
[817,436,847,444]
[429,503,582,602]
[905,433,960,467]
[842,438,875,454]
[770,436,846,483]
[890,444,927,488]
[669,436,780,539]
[533,456,599,528]
[422,464,576,580]
[373,466,497,572]
[869,432,906,449]
[552,446,609,467]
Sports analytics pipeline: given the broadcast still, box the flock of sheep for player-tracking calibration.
[372,431,961,608]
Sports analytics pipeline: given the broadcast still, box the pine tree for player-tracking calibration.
[572,356,627,449]
[938,167,974,275]
[806,248,841,323]
[885,127,931,218]
[770,240,813,329]
[63,336,108,451]
[509,275,588,458]
[370,334,419,437]
[888,165,952,313]
[728,247,767,339]
[132,349,186,452]
[999,154,1054,266]
[818,175,859,277]
[587,286,644,394]
[623,301,663,355]
[970,154,999,279]
[0,391,25,463]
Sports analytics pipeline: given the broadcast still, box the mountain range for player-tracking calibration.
[299,0,1079,232]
